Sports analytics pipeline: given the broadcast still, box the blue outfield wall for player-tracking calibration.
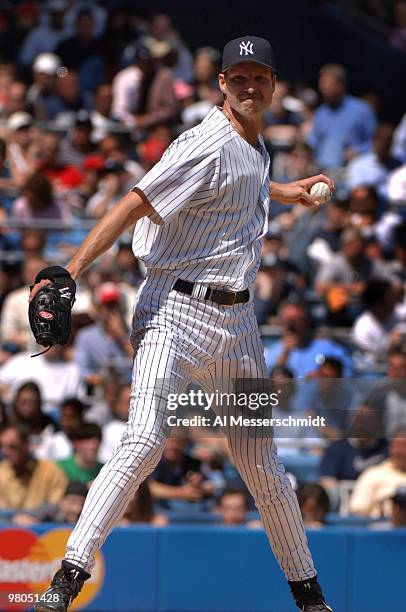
[0,525,405,612]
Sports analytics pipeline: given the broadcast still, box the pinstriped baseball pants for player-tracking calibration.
[65,270,316,581]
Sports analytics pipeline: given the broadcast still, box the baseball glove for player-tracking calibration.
[29,266,76,349]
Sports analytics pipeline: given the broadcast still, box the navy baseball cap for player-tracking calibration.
[221,35,276,72]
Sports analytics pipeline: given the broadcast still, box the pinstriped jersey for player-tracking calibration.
[132,106,270,291]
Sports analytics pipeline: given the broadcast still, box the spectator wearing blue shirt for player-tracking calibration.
[346,123,398,198]
[307,64,377,169]
[74,283,132,389]
[319,404,388,505]
[264,301,352,377]
[296,357,358,441]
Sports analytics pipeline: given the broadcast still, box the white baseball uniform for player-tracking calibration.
[64,107,316,582]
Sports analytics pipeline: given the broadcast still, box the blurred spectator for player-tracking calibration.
[314,227,388,325]
[149,436,214,510]
[307,64,377,169]
[306,199,349,269]
[55,9,103,95]
[299,357,355,440]
[46,70,88,123]
[11,172,68,222]
[192,46,220,100]
[40,397,87,461]
[63,0,107,39]
[215,488,251,526]
[35,132,82,193]
[19,2,68,68]
[85,159,133,218]
[319,404,388,492]
[71,152,102,199]
[351,279,402,360]
[346,124,397,196]
[90,82,120,142]
[0,254,47,351]
[58,422,103,485]
[349,428,406,517]
[112,39,178,131]
[20,227,47,260]
[6,112,37,187]
[137,123,173,172]
[368,347,406,437]
[10,381,58,458]
[85,374,122,426]
[58,111,95,167]
[297,482,330,528]
[119,481,168,526]
[0,344,83,413]
[254,228,305,324]
[99,383,130,462]
[0,80,30,118]
[0,424,67,511]
[147,13,194,83]
[114,242,145,288]
[264,301,352,377]
[74,283,132,388]
[27,53,62,120]
[179,46,220,128]
[279,208,323,279]
[267,365,324,455]
[348,185,402,251]
[101,8,140,78]
[263,81,303,147]
[13,480,88,526]
[272,141,319,189]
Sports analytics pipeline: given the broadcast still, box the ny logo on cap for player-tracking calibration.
[239,40,254,56]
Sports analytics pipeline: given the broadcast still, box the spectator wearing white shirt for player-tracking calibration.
[0,345,83,414]
[1,255,47,352]
[39,398,87,461]
[351,279,402,360]
[346,124,396,198]
[98,383,130,463]
[349,429,406,517]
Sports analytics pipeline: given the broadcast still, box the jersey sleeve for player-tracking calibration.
[133,143,220,224]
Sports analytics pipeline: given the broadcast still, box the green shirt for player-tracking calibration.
[57,456,103,485]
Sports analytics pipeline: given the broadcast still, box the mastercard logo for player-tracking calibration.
[0,528,104,610]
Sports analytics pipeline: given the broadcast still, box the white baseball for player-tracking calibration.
[309,181,331,205]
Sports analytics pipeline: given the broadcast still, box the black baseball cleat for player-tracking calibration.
[289,576,333,612]
[34,560,90,611]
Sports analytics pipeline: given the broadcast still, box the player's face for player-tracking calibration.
[219,62,275,118]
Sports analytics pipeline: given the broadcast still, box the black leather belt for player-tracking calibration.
[173,279,249,306]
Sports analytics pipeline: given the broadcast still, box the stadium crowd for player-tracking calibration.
[0,1,406,531]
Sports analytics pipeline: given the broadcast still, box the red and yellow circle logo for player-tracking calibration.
[0,528,104,610]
